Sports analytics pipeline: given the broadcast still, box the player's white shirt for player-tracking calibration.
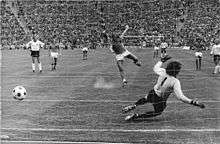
[82,47,88,51]
[154,46,160,50]
[153,61,191,103]
[211,44,220,55]
[142,41,146,47]
[160,42,168,49]
[195,52,203,57]
[26,40,44,51]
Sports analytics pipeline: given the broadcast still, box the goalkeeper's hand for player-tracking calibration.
[161,55,172,63]
[190,99,205,109]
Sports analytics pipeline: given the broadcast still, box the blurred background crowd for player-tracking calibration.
[1,0,219,50]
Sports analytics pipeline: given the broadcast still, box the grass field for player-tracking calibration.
[1,47,220,144]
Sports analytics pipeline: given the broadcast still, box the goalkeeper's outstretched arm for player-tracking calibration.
[174,80,205,108]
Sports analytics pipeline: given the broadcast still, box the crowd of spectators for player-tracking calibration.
[0,0,219,50]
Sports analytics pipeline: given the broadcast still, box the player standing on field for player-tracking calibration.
[210,39,220,74]
[122,55,205,121]
[195,49,203,70]
[110,25,141,87]
[49,39,61,71]
[82,43,89,60]
[153,42,160,58]
[26,34,44,73]
[160,40,168,58]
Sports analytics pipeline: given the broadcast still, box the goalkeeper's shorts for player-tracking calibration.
[146,89,167,113]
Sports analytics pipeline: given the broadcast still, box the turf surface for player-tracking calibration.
[1,47,220,144]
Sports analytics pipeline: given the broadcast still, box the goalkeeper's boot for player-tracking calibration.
[125,113,138,121]
[191,99,205,109]
[122,104,136,113]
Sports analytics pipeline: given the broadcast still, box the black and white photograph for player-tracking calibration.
[1,0,220,143]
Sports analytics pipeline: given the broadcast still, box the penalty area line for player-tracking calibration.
[2,128,220,132]
[1,140,130,144]
[1,99,220,103]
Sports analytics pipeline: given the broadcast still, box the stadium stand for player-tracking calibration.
[0,0,219,49]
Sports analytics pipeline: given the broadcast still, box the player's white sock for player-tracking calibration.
[38,62,42,71]
[218,65,220,73]
[214,65,220,74]
[32,63,35,71]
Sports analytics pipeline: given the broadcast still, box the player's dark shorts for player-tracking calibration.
[146,89,167,113]
[83,51,88,54]
[196,56,202,59]
[31,51,40,57]
[213,55,220,65]
[161,48,166,53]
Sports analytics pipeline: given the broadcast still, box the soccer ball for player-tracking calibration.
[12,86,27,100]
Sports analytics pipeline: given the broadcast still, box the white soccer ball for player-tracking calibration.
[12,86,27,100]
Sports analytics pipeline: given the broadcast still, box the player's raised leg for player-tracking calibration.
[117,60,127,86]
[126,53,141,67]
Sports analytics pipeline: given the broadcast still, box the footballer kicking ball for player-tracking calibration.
[12,86,27,100]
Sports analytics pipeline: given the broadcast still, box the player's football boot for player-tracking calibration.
[125,113,138,121]
[122,104,136,113]
[122,79,128,87]
[134,61,141,67]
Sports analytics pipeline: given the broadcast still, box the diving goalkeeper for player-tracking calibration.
[122,55,205,121]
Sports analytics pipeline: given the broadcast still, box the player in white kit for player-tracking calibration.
[82,44,89,60]
[210,39,220,74]
[195,49,203,70]
[122,55,205,121]
[26,34,44,73]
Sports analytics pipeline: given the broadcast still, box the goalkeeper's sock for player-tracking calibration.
[135,98,148,106]
[135,111,162,119]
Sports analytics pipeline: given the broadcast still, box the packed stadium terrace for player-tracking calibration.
[1,0,219,49]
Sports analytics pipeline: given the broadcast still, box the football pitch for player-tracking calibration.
[1,47,220,144]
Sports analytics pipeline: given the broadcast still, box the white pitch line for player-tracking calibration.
[1,99,219,103]
[1,140,130,144]
[2,127,220,132]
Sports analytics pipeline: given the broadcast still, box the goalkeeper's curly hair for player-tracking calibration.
[166,61,182,77]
